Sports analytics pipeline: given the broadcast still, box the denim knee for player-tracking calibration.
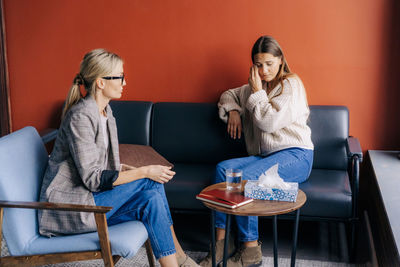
[276,148,314,183]
[215,162,227,184]
[215,159,244,183]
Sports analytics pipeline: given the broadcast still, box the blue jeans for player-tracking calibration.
[214,147,313,242]
[93,178,175,259]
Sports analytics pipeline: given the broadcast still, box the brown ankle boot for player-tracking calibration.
[199,238,235,267]
[225,242,262,267]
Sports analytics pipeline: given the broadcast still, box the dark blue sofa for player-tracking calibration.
[109,101,363,253]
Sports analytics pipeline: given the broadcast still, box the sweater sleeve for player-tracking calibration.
[245,77,303,133]
[218,85,248,123]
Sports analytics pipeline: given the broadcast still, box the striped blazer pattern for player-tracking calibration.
[38,95,120,237]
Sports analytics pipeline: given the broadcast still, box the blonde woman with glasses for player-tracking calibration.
[38,49,199,267]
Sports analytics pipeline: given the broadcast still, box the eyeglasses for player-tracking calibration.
[102,73,125,85]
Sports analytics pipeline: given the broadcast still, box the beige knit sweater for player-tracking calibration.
[218,75,314,156]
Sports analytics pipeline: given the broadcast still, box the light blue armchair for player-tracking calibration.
[0,126,155,267]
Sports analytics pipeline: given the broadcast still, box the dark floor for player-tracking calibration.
[172,212,371,265]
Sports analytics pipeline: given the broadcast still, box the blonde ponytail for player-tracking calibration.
[61,74,85,119]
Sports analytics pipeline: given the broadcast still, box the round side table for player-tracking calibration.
[198,182,307,267]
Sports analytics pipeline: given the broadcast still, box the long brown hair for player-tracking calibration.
[251,36,292,91]
[61,49,123,119]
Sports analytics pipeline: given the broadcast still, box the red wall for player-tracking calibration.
[4,0,400,150]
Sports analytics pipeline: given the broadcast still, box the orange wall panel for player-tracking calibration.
[3,0,399,150]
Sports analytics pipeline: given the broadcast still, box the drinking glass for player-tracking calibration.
[225,168,243,191]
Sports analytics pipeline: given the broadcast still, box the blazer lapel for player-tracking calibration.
[106,106,120,170]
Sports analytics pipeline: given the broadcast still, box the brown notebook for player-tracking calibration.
[119,144,173,168]
[196,189,253,209]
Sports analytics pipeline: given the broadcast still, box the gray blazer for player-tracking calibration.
[39,95,120,237]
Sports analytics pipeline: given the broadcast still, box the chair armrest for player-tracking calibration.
[346,136,363,162]
[39,128,58,144]
[0,200,117,266]
[0,200,111,213]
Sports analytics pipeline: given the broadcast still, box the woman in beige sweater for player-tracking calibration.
[200,36,314,267]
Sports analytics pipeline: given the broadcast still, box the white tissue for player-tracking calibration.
[257,164,291,190]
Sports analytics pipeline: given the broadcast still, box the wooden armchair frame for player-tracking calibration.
[0,200,155,267]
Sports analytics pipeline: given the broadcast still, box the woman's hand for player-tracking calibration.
[249,65,262,93]
[227,110,242,139]
[114,165,175,186]
[144,165,175,184]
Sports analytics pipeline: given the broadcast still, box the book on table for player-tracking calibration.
[196,189,254,209]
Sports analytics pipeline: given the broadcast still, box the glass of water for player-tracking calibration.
[225,169,243,191]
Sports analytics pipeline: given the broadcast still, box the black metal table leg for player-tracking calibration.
[290,209,300,267]
[222,214,232,267]
[211,210,216,267]
[273,215,278,267]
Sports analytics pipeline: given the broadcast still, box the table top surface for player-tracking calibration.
[199,182,307,216]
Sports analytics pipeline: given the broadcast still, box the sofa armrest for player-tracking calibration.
[345,136,362,224]
[39,128,58,144]
[0,200,111,213]
[346,136,363,162]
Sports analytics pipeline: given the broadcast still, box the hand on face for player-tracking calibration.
[145,165,175,184]
[249,65,263,93]
[227,110,242,139]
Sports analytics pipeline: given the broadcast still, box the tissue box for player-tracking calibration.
[244,180,299,202]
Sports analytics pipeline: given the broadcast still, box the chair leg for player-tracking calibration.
[94,213,114,267]
[112,255,121,265]
[145,239,156,267]
[349,220,357,262]
[0,208,3,251]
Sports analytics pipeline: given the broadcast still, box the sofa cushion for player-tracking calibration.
[110,101,153,145]
[152,102,247,164]
[164,163,215,210]
[299,168,352,218]
[119,144,173,168]
[28,221,148,258]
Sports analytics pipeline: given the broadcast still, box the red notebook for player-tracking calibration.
[196,189,253,209]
